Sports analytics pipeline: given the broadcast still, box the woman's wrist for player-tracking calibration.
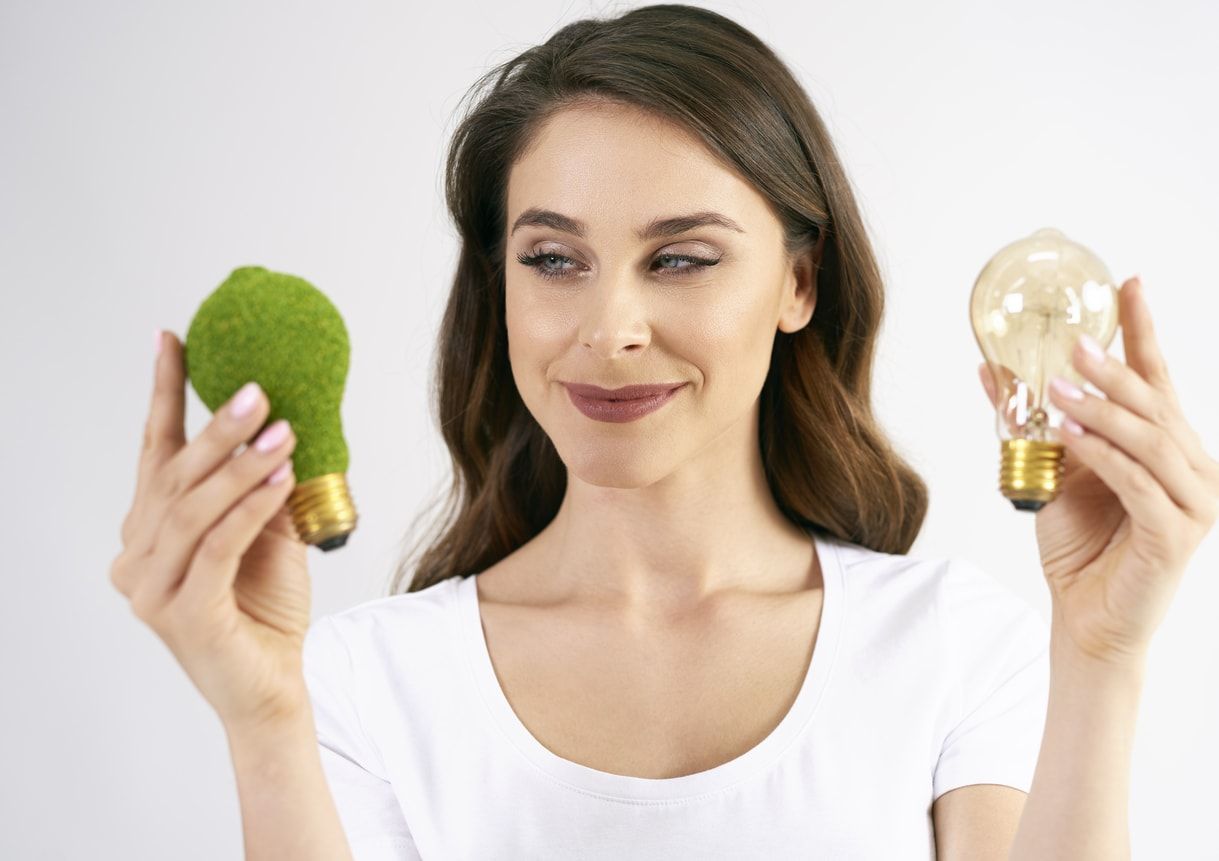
[222,684,314,748]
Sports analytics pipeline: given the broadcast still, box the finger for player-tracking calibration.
[1050,379,1213,520]
[1119,277,1215,474]
[980,362,1020,407]
[1073,294,1213,476]
[1069,331,1165,428]
[176,456,298,609]
[1055,416,1180,529]
[978,362,997,407]
[130,376,274,560]
[159,378,273,515]
[136,330,188,501]
[1119,277,1174,394]
[262,504,301,544]
[149,420,296,602]
[125,331,190,552]
[978,362,1028,421]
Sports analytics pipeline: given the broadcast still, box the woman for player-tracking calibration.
[112,5,1217,859]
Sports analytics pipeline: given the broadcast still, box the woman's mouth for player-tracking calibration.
[562,382,687,423]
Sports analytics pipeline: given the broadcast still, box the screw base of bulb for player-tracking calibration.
[286,471,358,552]
[999,439,1065,513]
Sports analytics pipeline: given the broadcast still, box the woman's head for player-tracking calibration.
[391,3,927,594]
[505,98,823,489]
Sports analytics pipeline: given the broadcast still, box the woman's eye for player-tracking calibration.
[516,252,578,278]
[514,250,721,281]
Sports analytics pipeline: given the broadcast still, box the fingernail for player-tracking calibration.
[266,459,294,485]
[229,381,262,419]
[1050,375,1084,401]
[1078,333,1106,365]
[254,419,291,453]
[153,328,162,358]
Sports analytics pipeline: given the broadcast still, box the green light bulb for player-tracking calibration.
[183,265,357,551]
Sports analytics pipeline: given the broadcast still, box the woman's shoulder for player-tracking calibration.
[829,535,1045,640]
[305,575,467,666]
[827,534,949,607]
[334,574,463,622]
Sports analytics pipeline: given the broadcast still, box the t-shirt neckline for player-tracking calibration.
[453,529,845,802]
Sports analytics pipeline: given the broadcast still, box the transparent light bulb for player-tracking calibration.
[969,227,1120,512]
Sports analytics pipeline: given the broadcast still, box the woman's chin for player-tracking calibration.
[560,449,675,490]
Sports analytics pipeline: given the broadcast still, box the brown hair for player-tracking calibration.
[387,3,928,595]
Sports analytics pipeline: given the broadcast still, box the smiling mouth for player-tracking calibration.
[561,382,687,401]
[564,383,686,423]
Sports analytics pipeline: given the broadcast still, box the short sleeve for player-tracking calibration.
[932,557,1051,801]
[303,614,422,860]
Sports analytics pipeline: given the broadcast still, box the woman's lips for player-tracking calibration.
[563,382,687,423]
[562,381,687,400]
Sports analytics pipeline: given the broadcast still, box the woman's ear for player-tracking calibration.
[777,231,824,334]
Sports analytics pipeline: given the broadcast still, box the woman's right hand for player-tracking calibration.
[110,329,314,731]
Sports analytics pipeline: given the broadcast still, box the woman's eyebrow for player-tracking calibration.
[509,207,746,240]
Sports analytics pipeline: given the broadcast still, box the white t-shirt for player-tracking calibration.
[302,530,1050,860]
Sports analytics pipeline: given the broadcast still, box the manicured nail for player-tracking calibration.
[1050,375,1084,401]
[1078,333,1106,365]
[229,381,262,419]
[153,328,162,358]
[254,419,291,453]
[266,459,294,485]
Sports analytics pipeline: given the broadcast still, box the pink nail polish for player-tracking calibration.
[266,460,293,485]
[1051,375,1084,401]
[255,419,291,453]
[229,381,262,419]
[1078,334,1106,364]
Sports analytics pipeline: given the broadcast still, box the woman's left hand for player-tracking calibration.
[979,276,1219,667]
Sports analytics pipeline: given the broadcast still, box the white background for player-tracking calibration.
[3,0,1216,856]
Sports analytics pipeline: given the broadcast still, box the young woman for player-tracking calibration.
[113,5,1217,859]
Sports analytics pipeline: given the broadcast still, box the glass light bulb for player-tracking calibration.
[969,227,1120,511]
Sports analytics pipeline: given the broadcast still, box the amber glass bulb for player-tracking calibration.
[969,227,1120,511]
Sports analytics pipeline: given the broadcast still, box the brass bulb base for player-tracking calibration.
[286,471,358,551]
[999,439,1065,512]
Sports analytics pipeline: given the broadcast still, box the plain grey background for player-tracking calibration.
[3,0,1216,856]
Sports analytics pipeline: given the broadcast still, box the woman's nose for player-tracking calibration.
[576,273,653,357]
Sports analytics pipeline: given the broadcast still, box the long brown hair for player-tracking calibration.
[387,3,928,595]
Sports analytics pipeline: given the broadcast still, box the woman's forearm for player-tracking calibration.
[225,700,354,861]
[1008,616,1146,860]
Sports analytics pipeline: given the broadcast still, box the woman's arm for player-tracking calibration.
[226,698,354,861]
[1007,618,1146,860]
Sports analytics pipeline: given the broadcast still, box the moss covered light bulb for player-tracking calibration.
[184,265,358,550]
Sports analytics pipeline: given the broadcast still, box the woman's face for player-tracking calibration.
[503,101,817,488]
